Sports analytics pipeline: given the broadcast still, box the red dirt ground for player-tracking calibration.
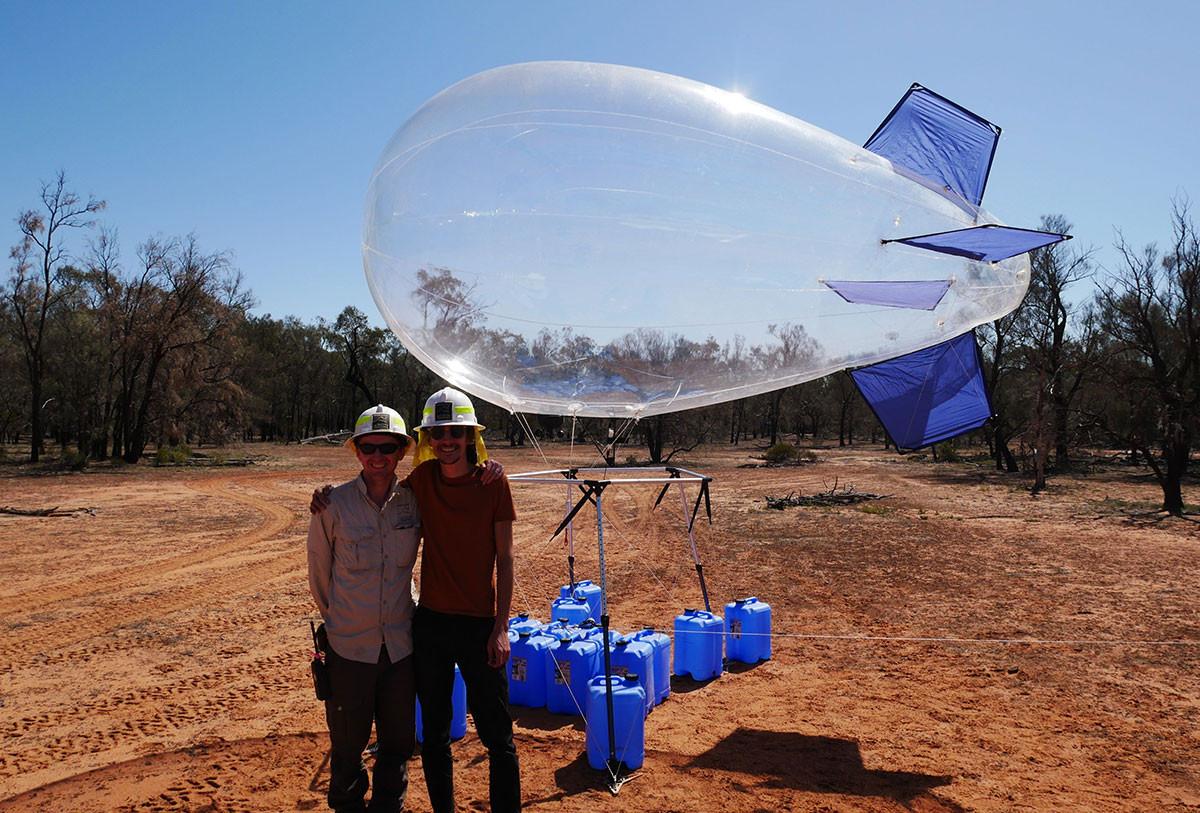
[0,442,1197,812]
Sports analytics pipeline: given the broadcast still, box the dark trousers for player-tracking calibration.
[414,606,521,813]
[325,645,415,812]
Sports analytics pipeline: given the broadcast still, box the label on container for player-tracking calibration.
[613,665,630,678]
[512,657,527,682]
[730,620,742,639]
[554,662,571,685]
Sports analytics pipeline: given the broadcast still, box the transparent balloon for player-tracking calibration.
[363,62,1029,418]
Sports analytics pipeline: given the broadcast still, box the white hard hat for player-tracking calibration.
[419,387,485,431]
[345,404,410,447]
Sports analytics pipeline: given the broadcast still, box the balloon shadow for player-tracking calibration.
[686,728,961,808]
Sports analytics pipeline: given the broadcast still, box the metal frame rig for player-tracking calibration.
[508,466,714,794]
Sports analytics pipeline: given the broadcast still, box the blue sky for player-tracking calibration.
[3,1,1197,324]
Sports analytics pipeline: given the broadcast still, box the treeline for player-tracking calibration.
[3,175,1198,514]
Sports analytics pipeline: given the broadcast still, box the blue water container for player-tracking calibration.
[416,664,468,742]
[541,620,579,645]
[631,628,671,706]
[504,628,519,686]
[546,637,601,715]
[508,613,543,637]
[550,595,591,626]
[673,609,723,680]
[609,637,654,716]
[585,675,646,770]
[725,596,772,664]
[560,580,603,622]
[509,631,556,707]
[578,619,621,647]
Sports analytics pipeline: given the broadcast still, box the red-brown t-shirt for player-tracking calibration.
[403,460,517,617]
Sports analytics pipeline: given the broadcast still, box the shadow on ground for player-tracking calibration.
[686,728,962,809]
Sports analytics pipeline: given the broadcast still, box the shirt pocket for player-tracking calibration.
[337,525,382,572]
[385,523,419,569]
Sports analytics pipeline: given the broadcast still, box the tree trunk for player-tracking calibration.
[645,415,665,463]
[768,392,782,447]
[29,379,43,463]
[1161,438,1189,516]
[1053,398,1071,471]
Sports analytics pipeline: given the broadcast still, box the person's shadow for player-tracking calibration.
[686,728,961,809]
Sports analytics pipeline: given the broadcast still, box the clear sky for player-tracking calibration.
[3,1,1197,325]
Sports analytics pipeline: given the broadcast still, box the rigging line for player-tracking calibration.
[569,413,578,469]
[642,628,1200,647]
[514,411,549,465]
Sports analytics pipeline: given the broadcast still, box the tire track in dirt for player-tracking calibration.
[0,733,327,813]
[9,571,307,676]
[0,474,316,665]
[0,651,298,782]
[0,470,322,616]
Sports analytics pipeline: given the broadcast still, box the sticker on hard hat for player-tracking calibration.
[434,401,453,422]
[372,414,390,431]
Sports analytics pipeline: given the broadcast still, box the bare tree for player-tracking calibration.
[5,172,105,461]
[329,306,388,408]
[762,323,819,446]
[1095,199,1200,515]
[115,236,248,462]
[1021,216,1099,474]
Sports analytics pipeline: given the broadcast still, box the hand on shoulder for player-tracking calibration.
[310,484,334,514]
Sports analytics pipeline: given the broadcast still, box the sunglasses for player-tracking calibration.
[356,441,403,455]
[427,426,466,440]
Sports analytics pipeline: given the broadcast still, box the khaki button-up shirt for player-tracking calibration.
[307,475,420,663]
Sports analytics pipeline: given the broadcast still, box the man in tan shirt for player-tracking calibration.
[307,405,419,813]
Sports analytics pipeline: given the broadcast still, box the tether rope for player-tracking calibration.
[627,627,1200,648]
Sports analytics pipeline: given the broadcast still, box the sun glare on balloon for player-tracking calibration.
[703,86,754,116]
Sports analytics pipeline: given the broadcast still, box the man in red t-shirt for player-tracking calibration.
[406,387,519,813]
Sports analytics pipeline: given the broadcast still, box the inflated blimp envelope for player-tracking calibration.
[363,62,1066,448]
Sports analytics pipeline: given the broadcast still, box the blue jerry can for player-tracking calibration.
[673,609,723,681]
[578,618,621,647]
[630,627,671,706]
[509,631,556,707]
[416,663,468,742]
[725,596,772,664]
[610,637,654,716]
[585,675,646,770]
[508,613,544,637]
[546,637,601,715]
[549,595,591,626]
[560,580,603,622]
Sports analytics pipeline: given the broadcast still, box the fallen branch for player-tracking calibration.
[764,480,889,510]
[0,505,96,517]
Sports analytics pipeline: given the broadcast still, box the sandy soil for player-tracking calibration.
[0,441,1197,812]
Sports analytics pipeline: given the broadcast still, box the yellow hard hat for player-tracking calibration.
[413,388,488,465]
